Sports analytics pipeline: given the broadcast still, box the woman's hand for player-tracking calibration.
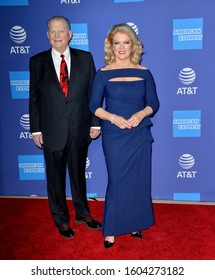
[127,111,144,127]
[111,115,132,130]
[127,106,153,127]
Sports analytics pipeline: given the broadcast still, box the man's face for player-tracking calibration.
[47,19,72,53]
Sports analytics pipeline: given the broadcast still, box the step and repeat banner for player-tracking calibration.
[0,0,214,202]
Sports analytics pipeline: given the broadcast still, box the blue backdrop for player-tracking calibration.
[0,0,214,202]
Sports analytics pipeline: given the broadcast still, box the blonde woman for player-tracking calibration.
[90,24,160,248]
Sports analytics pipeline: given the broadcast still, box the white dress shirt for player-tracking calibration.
[51,46,71,80]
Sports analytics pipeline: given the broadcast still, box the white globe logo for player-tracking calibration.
[179,154,195,169]
[127,22,139,35]
[179,68,196,85]
[10,26,27,44]
[86,157,90,169]
[20,114,30,130]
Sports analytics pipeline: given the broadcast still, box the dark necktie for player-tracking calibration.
[60,54,69,97]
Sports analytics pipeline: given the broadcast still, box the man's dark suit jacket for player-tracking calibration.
[29,47,100,150]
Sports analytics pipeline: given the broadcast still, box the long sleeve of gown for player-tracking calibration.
[145,70,160,115]
[89,70,104,114]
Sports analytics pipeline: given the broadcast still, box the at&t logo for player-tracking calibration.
[10,25,30,54]
[177,68,198,95]
[177,154,197,178]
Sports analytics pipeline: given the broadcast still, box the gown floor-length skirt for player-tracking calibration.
[102,125,155,236]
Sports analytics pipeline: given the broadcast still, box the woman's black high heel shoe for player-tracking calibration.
[131,231,143,238]
[104,240,115,249]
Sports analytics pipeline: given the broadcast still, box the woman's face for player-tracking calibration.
[112,32,133,62]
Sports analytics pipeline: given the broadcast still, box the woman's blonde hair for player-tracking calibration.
[104,23,143,65]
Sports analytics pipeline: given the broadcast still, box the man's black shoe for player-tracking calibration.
[57,223,75,238]
[75,217,102,230]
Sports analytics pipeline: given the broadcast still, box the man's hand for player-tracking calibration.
[32,134,43,148]
[90,128,101,139]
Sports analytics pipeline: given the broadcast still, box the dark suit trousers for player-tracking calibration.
[43,138,91,226]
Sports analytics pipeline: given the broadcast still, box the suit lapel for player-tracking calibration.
[45,50,64,96]
[68,48,79,97]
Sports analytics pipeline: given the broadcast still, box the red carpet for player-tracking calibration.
[0,198,214,260]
